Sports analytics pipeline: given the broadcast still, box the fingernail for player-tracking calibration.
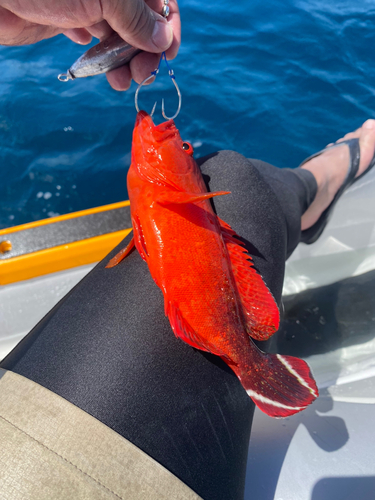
[363,119,375,129]
[152,20,173,50]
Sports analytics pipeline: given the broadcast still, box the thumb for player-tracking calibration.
[104,0,173,53]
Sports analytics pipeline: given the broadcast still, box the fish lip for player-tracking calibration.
[154,118,176,134]
[135,111,177,142]
[135,110,153,129]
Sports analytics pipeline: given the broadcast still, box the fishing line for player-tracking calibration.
[134,52,182,120]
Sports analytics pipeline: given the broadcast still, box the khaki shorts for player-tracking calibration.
[0,368,202,500]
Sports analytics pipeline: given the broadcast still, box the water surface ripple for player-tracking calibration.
[1,0,374,228]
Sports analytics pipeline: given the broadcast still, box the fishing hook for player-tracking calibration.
[134,52,182,120]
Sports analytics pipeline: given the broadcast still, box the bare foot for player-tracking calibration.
[301,119,375,231]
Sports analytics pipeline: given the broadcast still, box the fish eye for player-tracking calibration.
[182,142,194,155]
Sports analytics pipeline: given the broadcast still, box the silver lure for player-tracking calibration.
[58,33,141,81]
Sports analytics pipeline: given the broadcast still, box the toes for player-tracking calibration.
[336,129,360,143]
[358,119,375,173]
[335,121,375,147]
[322,118,375,177]
[362,118,375,130]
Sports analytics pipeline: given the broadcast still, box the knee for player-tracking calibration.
[199,150,258,187]
[199,150,251,169]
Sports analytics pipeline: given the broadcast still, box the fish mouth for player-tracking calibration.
[135,111,178,142]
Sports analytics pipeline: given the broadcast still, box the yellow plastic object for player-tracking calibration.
[0,200,130,236]
[0,240,12,254]
[0,201,132,285]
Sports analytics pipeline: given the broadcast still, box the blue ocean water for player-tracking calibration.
[1,0,375,229]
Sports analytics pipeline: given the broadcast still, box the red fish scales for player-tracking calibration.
[107,111,318,417]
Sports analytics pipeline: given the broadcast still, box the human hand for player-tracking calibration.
[0,0,180,90]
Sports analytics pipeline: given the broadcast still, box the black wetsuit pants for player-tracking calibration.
[1,151,317,500]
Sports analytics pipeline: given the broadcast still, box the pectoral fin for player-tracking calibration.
[156,190,230,205]
[132,214,149,261]
[106,237,135,268]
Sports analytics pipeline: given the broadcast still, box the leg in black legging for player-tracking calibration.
[0,151,316,500]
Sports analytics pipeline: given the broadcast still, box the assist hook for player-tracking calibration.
[135,52,182,120]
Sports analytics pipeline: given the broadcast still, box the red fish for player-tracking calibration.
[107,111,318,417]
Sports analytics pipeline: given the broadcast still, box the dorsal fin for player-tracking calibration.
[219,218,280,340]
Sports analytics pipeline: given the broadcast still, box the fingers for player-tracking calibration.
[105,52,159,90]
[106,64,133,91]
[85,21,114,40]
[0,0,181,93]
[63,20,115,46]
[63,28,92,45]
[129,51,160,84]
[104,0,181,91]
[0,6,61,45]
[102,0,173,53]
[161,0,181,60]
[0,6,23,44]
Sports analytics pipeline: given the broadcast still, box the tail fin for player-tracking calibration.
[233,351,318,417]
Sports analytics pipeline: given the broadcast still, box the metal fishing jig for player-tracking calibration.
[134,52,182,120]
[58,33,141,81]
[57,0,170,81]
